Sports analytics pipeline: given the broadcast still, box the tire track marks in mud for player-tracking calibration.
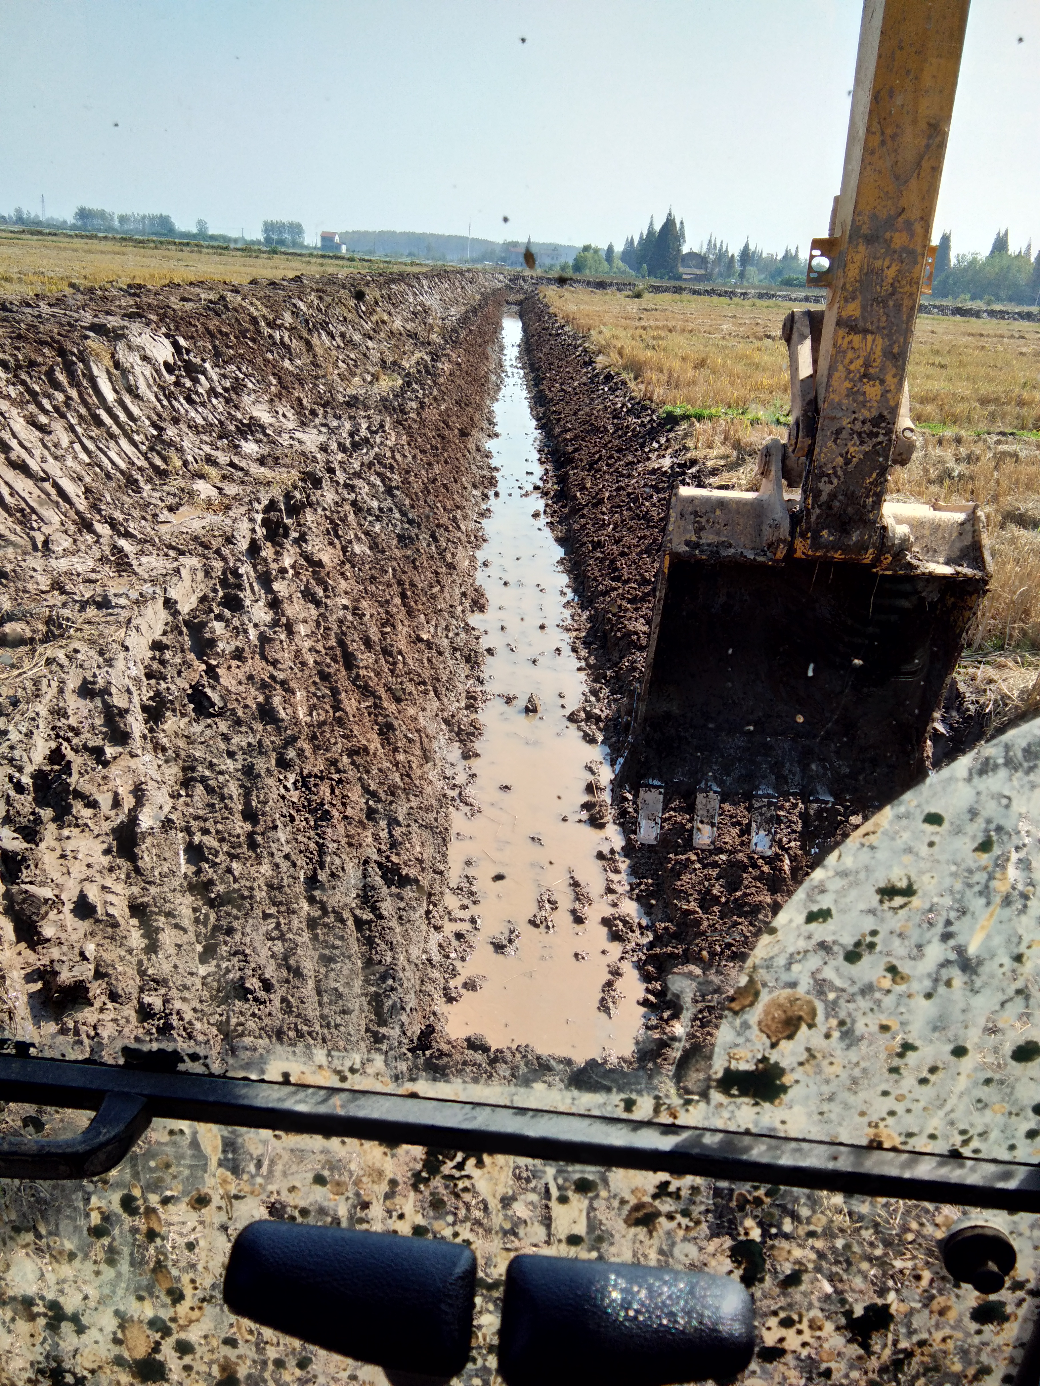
[0,270,506,1075]
[519,290,846,1088]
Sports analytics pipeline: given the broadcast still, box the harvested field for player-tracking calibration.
[0,226,417,298]
[545,284,1040,435]
[547,283,1040,659]
[0,269,505,1071]
[893,435,1040,655]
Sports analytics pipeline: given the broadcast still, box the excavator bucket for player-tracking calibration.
[628,489,989,812]
[624,0,989,830]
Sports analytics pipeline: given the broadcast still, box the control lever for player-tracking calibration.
[224,1222,476,1379]
[941,1217,1017,1295]
[0,1091,150,1179]
[497,1253,755,1386]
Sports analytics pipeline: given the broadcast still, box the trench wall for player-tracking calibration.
[518,289,819,1080]
[0,269,504,1072]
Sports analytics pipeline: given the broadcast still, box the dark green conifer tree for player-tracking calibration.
[935,231,952,277]
[638,216,656,272]
[648,211,682,280]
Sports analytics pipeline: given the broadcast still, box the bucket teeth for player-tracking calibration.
[693,787,720,849]
[751,794,777,856]
[636,784,664,846]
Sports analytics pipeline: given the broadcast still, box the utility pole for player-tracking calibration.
[40,195,45,222]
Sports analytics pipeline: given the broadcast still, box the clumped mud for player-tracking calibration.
[520,293,863,1077]
[519,290,1025,1083]
[0,269,505,1070]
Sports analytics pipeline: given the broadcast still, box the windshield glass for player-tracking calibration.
[1,1,1039,1382]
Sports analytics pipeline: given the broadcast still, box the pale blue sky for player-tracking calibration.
[0,1,1036,258]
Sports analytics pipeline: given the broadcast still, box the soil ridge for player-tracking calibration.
[0,269,505,1074]
[518,289,819,1083]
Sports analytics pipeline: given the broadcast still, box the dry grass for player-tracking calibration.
[951,653,1040,731]
[0,227,425,297]
[545,286,791,421]
[546,284,1040,656]
[909,316,1040,435]
[544,285,1040,435]
[893,436,1040,650]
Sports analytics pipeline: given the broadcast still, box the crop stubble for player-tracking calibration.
[0,227,425,299]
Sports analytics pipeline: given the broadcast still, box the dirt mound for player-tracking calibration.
[519,291,827,1078]
[0,270,504,1072]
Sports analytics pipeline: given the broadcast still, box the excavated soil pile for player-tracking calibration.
[0,269,505,1072]
[520,291,831,1081]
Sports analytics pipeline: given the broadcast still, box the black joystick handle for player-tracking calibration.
[942,1220,1017,1295]
[498,1253,755,1386]
[224,1222,476,1378]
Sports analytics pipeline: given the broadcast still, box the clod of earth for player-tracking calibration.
[757,991,818,1046]
[726,974,762,1013]
[0,268,505,1066]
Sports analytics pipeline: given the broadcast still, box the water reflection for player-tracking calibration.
[444,316,643,1060]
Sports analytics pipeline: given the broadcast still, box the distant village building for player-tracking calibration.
[320,231,344,254]
[679,249,709,282]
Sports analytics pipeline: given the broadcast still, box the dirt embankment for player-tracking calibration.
[0,269,504,1073]
[519,291,825,1082]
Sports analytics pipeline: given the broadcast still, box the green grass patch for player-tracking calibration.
[659,401,790,429]
[916,420,1040,440]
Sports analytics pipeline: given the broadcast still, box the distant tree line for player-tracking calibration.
[261,220,305,248]
[562,213,809,285]
[0,204,217,241]
[618,212,684,278]
[338,229,579,267]
[561,217,1040,303]
[71,207,180,237]
[0,204,314,251]
[933,229,1040,306]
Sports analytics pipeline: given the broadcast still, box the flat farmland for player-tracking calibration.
[0,227,421,297]
[545,285,1040,669]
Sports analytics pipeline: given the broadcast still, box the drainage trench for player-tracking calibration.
[444,314,643,1061]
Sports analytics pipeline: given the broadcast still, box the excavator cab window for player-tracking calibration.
[0,2,1038,1385]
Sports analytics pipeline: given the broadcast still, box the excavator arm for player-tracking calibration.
[799,0,969,561]
[625,0,989,832]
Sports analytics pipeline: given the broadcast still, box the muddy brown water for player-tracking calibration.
[444,316,643,1060]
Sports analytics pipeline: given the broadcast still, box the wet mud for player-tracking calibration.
[442,316,643,1061]
[0,269,505,1072]
[518,292,860,1079]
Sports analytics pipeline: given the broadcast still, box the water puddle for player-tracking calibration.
[444,315,643,1061]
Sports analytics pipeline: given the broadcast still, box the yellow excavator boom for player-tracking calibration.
[624,0,988,829]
